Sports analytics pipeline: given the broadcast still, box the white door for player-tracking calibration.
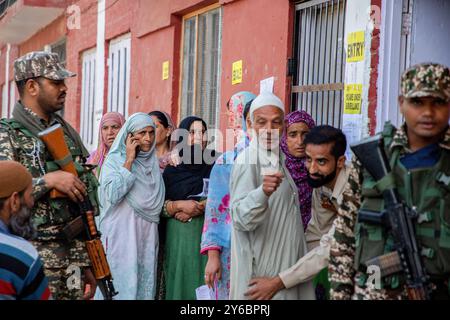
[377,0,450,131]
[8,81,15,118]
[1,84,7,119]
[80,49,98,152]
[108,34,131,118]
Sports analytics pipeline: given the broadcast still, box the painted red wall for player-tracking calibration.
[1,0,296,143]
[219,0,293,131]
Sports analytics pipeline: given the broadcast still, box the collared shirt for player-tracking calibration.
[279,165,349,289]
[0,219,51,300]
[0,220,10,234]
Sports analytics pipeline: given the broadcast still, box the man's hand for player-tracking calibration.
[82,268,97,300]
[204,250,222,288]
[244,276,285,300]
[262,172,284,197]
[43,170,87,202]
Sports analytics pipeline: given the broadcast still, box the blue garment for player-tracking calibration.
[0,220,51,300]
[400,143,441,170]
[200,91,255,299]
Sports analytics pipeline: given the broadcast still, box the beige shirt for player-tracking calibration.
[279,166,349,289]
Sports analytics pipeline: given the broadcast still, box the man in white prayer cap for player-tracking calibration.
[229,92,315,300]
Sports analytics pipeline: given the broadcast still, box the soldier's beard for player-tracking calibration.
[9,201,36,240]
[37,92,64,113]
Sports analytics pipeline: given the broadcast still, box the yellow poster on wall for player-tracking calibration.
[162,61,169,80]
[232,60,243,85]
[347,31,365,62]
[344,84,363,114]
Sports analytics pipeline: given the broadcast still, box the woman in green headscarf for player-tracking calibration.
[95,112,165,300]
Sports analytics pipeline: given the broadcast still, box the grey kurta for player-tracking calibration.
[229,144,315,300]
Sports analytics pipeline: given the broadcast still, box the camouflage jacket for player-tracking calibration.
[0,104,91,269]
[329,124,450,300]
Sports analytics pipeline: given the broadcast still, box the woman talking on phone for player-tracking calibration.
[95,113,165,300]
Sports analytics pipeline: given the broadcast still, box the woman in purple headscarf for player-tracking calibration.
[280,110,316,230]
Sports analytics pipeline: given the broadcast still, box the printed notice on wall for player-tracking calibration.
[347,31,365,63]
[162,61,169,80]
[342,114,363,162]
[344,84,363,114]
[232,60,243,85]
[260,76,274,94]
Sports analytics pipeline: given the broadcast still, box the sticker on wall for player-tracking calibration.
[232,60,243,85]
[347,31,365,63]
[162,61,170,80]
[344,84,363,114]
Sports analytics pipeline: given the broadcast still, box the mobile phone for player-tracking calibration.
[130,133,141,156]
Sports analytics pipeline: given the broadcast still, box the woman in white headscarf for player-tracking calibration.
[95,113,165,300]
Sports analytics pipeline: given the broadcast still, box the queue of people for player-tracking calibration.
[0,51,449,301]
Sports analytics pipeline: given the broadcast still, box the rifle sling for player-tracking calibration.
[375,173,396,193]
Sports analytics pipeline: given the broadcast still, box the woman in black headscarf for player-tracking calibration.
[162,116,218,300]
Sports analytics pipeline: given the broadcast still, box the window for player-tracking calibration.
[8,81,15,118]
[108,34,131,118]
[80,49,97,152]
[180,6,222,128]
[51,38,67,67]
[293,0,346,128]
[51,38,67,118]
[1,84,7,119]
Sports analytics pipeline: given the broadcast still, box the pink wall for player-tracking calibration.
[1,0,296,141]
[219,0,293,131]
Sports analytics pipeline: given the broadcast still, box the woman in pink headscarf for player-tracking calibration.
[87,112,126,177]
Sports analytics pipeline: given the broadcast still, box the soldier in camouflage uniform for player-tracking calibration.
[329,62,450,300]
[0,51,99,300]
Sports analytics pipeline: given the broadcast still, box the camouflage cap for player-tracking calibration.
[14,51,76,82]
[401,62,450,102]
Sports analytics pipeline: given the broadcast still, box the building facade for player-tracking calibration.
[1,0,449,152]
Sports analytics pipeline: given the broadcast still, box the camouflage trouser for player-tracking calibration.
[45,267,86,300]
[32,239,90,300]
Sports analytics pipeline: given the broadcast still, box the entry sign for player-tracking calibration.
[347,31,365,62]
[344,84,363,114]
[232,60,243,85]
[162,61,169,80]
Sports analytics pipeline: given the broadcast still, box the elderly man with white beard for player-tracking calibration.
[229,92,315,300]
[0,160,51,300]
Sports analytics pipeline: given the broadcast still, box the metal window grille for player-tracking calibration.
[181,7,222,129]
[80,50,97,151]
[293,0,347,128]
[51,38,67,67]
[0,0,17,17]
[108,35,131,118]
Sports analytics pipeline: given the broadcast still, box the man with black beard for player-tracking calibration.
[0,51,98,300]
[245,125,349,300]
[0,161,51,300]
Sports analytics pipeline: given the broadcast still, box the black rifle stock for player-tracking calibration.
[351,134,430,300]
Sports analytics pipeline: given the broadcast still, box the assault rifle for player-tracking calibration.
[38,124,118,300]
[351,134,430,300]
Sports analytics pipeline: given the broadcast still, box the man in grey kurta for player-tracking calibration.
[229,93,315,300]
